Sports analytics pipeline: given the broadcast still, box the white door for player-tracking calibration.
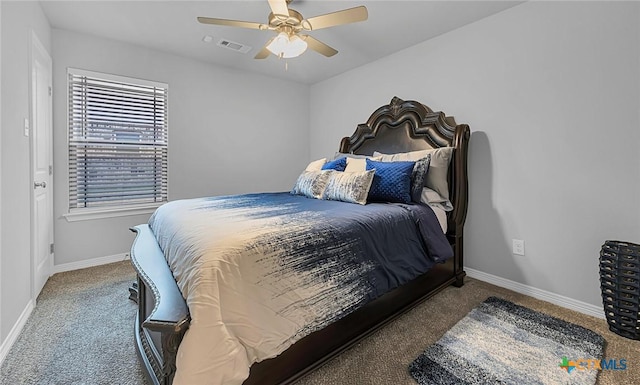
[31,32,53,299]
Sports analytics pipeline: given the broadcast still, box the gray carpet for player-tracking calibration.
[1,261,637,385]
[0,261,148,385]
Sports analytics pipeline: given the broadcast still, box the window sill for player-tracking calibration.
[63,203,164,222]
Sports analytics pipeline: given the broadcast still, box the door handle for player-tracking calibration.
[34,181,47,189]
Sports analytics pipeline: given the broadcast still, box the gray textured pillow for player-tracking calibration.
[411,155,431,202]
[421,187,453,211]
[322,169,375,205]
[374,147,453,205]
[291,170,334,199]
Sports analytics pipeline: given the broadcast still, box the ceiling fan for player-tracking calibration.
[197,0,368,59]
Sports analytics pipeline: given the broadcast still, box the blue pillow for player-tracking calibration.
[366,159,415,204]
[321,157,347,171]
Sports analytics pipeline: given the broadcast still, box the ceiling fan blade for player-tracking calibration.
[302,6,368,31]
[268,0,289,17]
[301,35,338,57]
[254,38,274,59]
[197,17,266,30]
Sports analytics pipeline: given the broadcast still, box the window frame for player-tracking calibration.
[64,68,168,222]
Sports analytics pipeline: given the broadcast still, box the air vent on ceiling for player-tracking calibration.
[217,38,252,54]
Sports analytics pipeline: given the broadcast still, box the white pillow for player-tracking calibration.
[374,147,453,206]
[344,156,382,172]
[305,158,327,171]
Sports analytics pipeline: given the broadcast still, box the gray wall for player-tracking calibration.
[0,0,51,342]
[309,1,640,308]
[52,29,310,265]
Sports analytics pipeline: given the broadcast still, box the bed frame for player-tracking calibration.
[129,96,470,385]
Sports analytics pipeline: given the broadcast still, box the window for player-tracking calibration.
[67,69,168,217]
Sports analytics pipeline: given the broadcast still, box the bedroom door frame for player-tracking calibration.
[29,30,54,301]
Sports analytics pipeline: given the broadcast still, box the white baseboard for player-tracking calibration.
[0,299,34,366]
[465,267,605,319]
[0,253,131,366]
[53,252,130,274]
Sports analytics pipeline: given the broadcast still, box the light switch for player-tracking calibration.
[23,118,29,137]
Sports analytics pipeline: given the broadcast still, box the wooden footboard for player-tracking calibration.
[130,224,190,385]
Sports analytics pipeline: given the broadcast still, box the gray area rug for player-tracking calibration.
[409,297,605,385]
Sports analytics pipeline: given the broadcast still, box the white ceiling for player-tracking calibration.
[40,0,523,84]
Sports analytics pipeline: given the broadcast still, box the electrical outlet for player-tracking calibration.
[23,118,30,137]
[512,239,525,256]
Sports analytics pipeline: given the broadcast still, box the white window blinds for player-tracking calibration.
[68,69,168,211]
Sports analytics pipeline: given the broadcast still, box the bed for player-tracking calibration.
[129,96,470,385]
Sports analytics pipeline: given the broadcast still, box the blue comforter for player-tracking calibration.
[149,192,452,385]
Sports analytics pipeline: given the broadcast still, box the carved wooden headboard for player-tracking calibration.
[339,96,469,255]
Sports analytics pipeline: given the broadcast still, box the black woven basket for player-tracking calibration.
[599,240,640,340]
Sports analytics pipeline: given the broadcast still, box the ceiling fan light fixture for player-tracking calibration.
[198,1,368,60]
[266,31,307,58]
